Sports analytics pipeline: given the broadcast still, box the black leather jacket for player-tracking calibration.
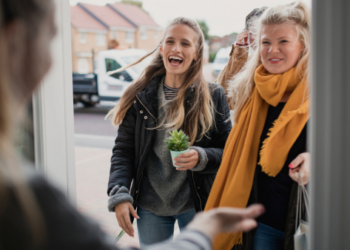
[107,75,232,212]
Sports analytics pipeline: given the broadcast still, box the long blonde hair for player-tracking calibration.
[107,17,215,145]
[229,1,311,123]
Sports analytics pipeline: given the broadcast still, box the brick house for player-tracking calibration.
[70,5,109,74]
[107,3,162,51]
[70,3,163,74]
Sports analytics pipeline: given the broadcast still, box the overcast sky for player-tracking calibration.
[69,0,312,36]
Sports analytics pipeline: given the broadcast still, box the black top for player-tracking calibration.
[257,102,307,232]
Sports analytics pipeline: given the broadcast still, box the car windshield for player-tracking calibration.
[121,55,152,75]
[214,57,229,64]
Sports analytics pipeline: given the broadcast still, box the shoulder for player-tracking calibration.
[207,82,225,97]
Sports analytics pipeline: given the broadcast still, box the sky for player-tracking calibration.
[69,0,312,37]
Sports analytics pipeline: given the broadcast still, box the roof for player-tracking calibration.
[79,3,134,29]
[70,5,108,31]
[108,3,160,28]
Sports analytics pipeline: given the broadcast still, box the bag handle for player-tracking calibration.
[295,172,310,232]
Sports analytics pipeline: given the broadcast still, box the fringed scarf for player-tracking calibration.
[205,65,309,250]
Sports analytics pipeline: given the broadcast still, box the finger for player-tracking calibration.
[122,214,134,237]
[289,154,305,169]
[237,219,258,232]
[129,204,140,219]
[243,204,265,219]
[289,169,299,182]
[176,151,195,160]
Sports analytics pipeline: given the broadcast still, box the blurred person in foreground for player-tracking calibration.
[216,7,267,109]
[206,2,311,250]
[0,0,264,250]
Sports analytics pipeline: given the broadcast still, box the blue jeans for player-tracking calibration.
[137,207,196,247]
[253,223,285,250]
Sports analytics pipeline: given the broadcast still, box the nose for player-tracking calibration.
[171,42,181,53]
[268,43,280,53]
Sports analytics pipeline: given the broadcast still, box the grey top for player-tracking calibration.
[108,78,208,214]
[137,82,194,216]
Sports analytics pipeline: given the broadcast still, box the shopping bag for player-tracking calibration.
[294,172,309,250]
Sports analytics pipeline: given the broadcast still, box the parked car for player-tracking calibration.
[212,46,231,79]
[73,49,151,107]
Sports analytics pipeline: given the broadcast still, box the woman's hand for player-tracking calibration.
[114,201,139,237]
[288,152,311,186]
[187,204,265,242]
[236,30,249,45]
[174,149,199,171]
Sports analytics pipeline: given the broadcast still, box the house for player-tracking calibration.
[70,5,109,74]
[78,3,137,49]
[107,3,162,51]
[70,3,163,73]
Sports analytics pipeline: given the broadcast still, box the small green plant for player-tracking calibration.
[165,130,190,151]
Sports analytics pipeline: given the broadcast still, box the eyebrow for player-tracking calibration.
[165,37,192,43]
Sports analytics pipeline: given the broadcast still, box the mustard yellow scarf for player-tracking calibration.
[205,65,309,250]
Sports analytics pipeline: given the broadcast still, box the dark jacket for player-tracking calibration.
[107,75,232,212]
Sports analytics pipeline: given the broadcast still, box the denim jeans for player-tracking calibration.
[253,222,285,250]
[137,207,196,247]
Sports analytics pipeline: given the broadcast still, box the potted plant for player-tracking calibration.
[165,130,190,167]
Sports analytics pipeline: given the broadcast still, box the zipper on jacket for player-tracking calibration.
[136,95,157,123]
[192,172,203,211]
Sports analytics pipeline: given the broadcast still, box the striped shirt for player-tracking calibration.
[163,83,180,100]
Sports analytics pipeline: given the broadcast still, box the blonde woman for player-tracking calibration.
[106,17,232,246]
[205,2,311,250]
[0,0,265,249]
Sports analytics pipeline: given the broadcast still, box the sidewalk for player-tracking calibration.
[75,146,140,247]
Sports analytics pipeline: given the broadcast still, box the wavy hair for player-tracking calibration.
[107,17,214,144]
[228,1,311,123]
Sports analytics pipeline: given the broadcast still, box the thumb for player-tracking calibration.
[129,204,140,219]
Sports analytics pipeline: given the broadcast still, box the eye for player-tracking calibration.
[280,40,288,43]
[166,40,174,44]
[262,41,270,45]
[182,42,190,46]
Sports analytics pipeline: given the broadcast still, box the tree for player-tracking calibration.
[197,20,210,40]
[121,0,142,8]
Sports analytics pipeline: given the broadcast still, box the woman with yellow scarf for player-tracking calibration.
[205,2,311,250]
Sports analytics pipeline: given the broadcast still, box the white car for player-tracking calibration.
[212,47,231,79]
[97,49,152,101]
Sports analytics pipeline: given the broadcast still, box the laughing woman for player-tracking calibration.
[106,18,232,247]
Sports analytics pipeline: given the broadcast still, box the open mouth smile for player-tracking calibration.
[268,58,283,64]
[168,56,184,67]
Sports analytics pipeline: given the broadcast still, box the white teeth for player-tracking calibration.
[169,56,183,61]
[271,59,281,61]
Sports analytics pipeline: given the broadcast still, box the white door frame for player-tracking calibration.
[310,0,350,248]
[32,0,76,202]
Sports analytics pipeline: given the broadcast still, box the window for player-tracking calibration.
[154,30,158,39]
[78,58,89,74]
[105,58,132,82]
[141,28,148,40]
[96,34,106,46]
[112,30,117,39]
[80,32,86,44]
[126,31,134,43]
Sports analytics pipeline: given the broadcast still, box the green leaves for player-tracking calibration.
[165,130,190,151]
